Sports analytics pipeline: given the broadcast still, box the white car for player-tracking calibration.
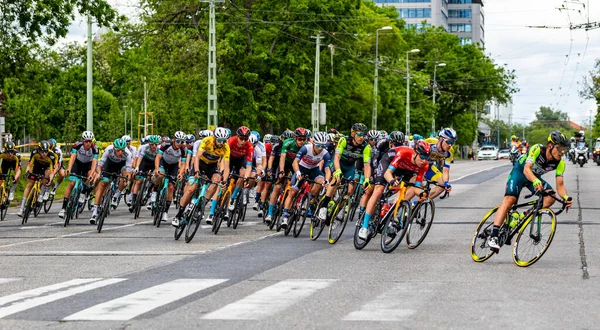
[478,146,499,160]
[498,149,510,159]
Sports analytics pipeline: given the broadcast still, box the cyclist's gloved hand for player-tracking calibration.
[363,177,370,189]
[390,179,400,187]
[323,179,329,186]
[563,195,573,209]
[295,171,302,181]
[333,169,342,179]
[532,178,543,191]
[444,181,452,191]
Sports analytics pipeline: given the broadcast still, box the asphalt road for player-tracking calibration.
[0,159,598,329]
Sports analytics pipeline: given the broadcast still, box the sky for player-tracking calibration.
[62,0,600,126]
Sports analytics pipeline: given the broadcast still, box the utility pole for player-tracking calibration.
[405,49,420,135]
[144,77,148,137]
[432,62,446,135]
[86,15,93,132]
[311,33,323,133]
[202,0,224,129]
[123,105,127,135]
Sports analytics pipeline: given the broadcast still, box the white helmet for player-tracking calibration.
[249,134,258,145]
[121,135,131,142]
[82,131,94,140]
[312,132,329,145]
[214,127,230,140]
[205,129,214,137]
[174,131,186,140]
[263,134,272,143]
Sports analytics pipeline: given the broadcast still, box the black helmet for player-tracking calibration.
[281,130,294,140]
[389,131,405,144]
[38,140,50,153]
[351,123,367,133]
[548,130,568,147]
[5,141,15,151]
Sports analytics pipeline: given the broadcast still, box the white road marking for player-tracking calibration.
[64,279,227,321]
[343,282,439,321]
[453,163,510,182]
[203,279,336,320]
[0,278,21,285]
[0,278,126,319]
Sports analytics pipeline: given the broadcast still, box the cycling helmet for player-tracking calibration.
[379,130,388,138]
[408,135,414,141]
[294,127,308,138]
[596,137,600,141]
[174,131,186,140]
[306,129,312,139]
[270,135,281,144]
[214,127,230,140]
[367,130,380,140]
[579,130,585,135]
[389,131,405,144]
[548,130,568,147]
[328,128,339,135]
[82,131,94,141]
[5,141,15,151]
[351,122,367,133]
[186,134,196,143]
[327,133,336,142]
[312,132,329,145]
[38,140,50,152]
[121,135,132,143]
[205,129,214,137]
[263,134,272,143]
[333,133,344,144]
[251,131,261,141]
[570,137,576,142]
[148,135,161,144]
[511,135,517,140]
[236,126,251,137]
[162,136,171,144]
[282,130,294,140]
[248,134,258,145]
[439,127,457,140]
[414,140,431,156]
[113,138,127,150]
[413,134,423,141]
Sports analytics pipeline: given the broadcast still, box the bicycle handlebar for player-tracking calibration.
[524,189,571,215]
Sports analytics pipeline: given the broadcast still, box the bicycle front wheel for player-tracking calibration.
[309,199,326,241]
[406,200,435,249]
[0,186,6,221]
[513,208,556,267]
[470,207,499,262]
[43,193,54,213]
[328,197,349,245]
[381,201,411,253]
[293,195,309,238]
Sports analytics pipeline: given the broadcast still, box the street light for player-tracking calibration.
[432,62,446,134]
[405,48,420,136]
[372,26,393,130]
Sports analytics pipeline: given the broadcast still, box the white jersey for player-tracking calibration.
[53,146,63,164]
[192,139,203,157]
[127,145,137,157]
[99,145,133,167]
[295,144,331,169]
[253,142,266,165]
[136,144,159,161]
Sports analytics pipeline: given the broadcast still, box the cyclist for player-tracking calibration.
[0,141,22,201]
[416,128,456,201]
[89,138,133,224]
[226,126,254,217]
[281,132,331,228]
[358,140,431,239]
[249,132,266,212]
[487,131,573,250]
[317,123,371,222]
[128,135,161,213]
[153,131,188,222]
[47,138,66,199]
[58,131,99,219]
[510,135,520,148]
[17,141,57,217]
[257,135,281,218]
[173,127,230,226]
[264,128,308,224]
[357,131,404,220]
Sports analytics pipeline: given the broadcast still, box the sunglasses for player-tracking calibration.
[554,145,568,152]
[238,136,248,141]
[40,150,48,154]
[149,143,157,147]
[419,154,429,160]
[443,139,455,145]
[314,143,326,149]
[175,139,185,144]
[296,138,306,142]
[83,140,92,143]
[216,138,228,144]
[355,132,366,137]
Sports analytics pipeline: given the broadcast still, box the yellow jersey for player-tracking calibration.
[198,136,230,164]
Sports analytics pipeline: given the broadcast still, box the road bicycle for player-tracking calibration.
[404,181,448,249]
[327,177,355,244]
[212,173,243,235]
[96,173,128,233]
[176,176,211,242]
[270,175,291,232]
[470,189,570,267]
[131,171,153,219]
[0,169,15,221]
[283,177,319,238]
[153,173,178,228]
[21,173,47,225]
[62,174,88,227]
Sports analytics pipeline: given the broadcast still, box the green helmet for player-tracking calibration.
[113,138,127,149]
[148,135,161,144]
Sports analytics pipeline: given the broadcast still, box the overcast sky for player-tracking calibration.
[63,0,600,126]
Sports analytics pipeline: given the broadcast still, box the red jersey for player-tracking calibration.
[265,143,272,159]
[388,146,429,184]
[228,136,254,163]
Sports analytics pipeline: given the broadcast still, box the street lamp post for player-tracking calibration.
[432,62,446,135]
[372,26,393,131]
[405,49,420,136]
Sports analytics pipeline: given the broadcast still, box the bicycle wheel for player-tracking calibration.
[353,213,372,250]
[268,204,278,231]
[309,199,326,241]
[97,196,110,233]
[156,189,167,228]
[185,201,205,243]
[470,207,500,262]
[33,191,43,217]
[328,197,349,244]
[43,193,54,213]
[380,201,411,253]
[513,208,557,267]
[226,197,235,228]
[213,193,230,235]
[64,190,79,227]
[233,203,246,229]
[293,195,309,238]
[0,186,6,221]
[406,200,435,249]
[23,190,36,225]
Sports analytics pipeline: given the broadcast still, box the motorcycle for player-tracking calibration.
[593,147,600,166]
[576,147,588,167]
[568,148,577,164]
[509,146,519,165]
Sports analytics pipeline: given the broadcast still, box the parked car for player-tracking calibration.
[498,149,510,159]
[478,146,499,160]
